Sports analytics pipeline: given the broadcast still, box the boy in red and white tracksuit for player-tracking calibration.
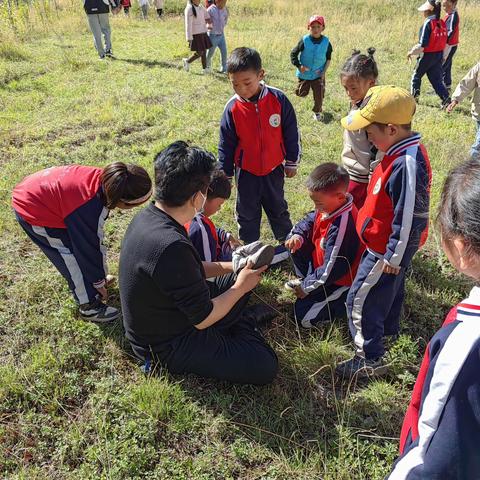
[285,163,364,328]
[219,47,301,244]
[442,0,460,92]
[337,85,432,378]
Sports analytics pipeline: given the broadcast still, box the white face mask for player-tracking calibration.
[193,191,207,215]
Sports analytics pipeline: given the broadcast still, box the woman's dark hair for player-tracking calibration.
[227,47,262,74]
[437,159,480,257]
[154,141,216,207]
[189,0,197,17]
[101,162,152,209]
[430,0,441,19]
[207,168,231,199]
[306,162,350,192]
[340,47,378,80]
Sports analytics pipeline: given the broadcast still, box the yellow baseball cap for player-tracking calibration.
[341,85,416,131]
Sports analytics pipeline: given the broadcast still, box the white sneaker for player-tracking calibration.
[202,67,212,75]
[284,279,302,291]
[313,112,323,122]
[182,58,190,72]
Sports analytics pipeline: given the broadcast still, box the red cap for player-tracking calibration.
[308,15,325,27]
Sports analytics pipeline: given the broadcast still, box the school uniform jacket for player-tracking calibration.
[288,195,364,293]
[388,287,480,479]
[218,84,301,177]
[12,165,109,289]
[185,213,230,262]
[445,10,460,46]
[408,15,447,56]
[356,134,431,267]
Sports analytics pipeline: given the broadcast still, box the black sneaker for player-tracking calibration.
[105,49,114,58]
[79,298,120,323]
[335,355,387,379]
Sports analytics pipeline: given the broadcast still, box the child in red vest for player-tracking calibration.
[290,15,333,122]
[186,169,241,262]
[408,0,451,108]
[388,158,480,479]
[337,86,432,379]
[284,163,364,328]
[442,0,460,93]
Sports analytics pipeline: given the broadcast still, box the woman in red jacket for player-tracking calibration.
[12,162,151,322]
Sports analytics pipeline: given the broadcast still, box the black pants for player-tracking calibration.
[148,273,278,385]
[411,51,449,102]
[235,165,293,244]
[442,45,457,89]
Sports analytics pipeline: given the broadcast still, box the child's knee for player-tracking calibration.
[250,348,278,385]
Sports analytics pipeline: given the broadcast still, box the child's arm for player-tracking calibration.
[187,218,211,262]
[290,38,307,71]
[285,211,315,253]
[448,63,480,112]
[185,5,193,42]
[317,42,332,79]
[217,227,241,250]
[299,213,358,295]
[218,103,238,179]
[279,93,301,176]
[407,20,431,59]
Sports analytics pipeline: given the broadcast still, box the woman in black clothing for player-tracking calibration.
[119,141,278,385]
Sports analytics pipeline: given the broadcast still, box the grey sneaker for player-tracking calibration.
[182,58,190,72]
[79,298,120,323]
[232,241,275,275]
[335,355,387,379]
[313,112,323,122]
[105,49,114,58]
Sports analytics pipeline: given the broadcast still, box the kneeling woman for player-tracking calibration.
[12,162,152,322]
[119,141,278,385]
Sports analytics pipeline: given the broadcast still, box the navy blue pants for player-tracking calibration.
[142,273,278,385]
[291,242,349,328]
[347,247,417,360]
[442,45,457,89]
[15,211,97,305]
[411,51,450,102]
[235,165,292,244]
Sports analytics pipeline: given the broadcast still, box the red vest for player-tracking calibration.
[424,19,447,53]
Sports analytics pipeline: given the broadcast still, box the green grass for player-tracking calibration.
[1,0,479,477]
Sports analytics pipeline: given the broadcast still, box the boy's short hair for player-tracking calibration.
[208,169,231,199]
[306,163,350,192]
[227,47,262,74]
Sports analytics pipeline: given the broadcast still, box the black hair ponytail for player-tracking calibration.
[189,0,197,17]
[340,47,379,81]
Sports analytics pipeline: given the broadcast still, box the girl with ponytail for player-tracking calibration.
[339,47,382,208]
[12,162,152,322]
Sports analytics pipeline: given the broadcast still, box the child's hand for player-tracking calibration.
[407,53,413,63]
[446,100,458,113]
[300,65,310,73]
[294,285,308,299]
[382,262,401,275]
[228,235,242,250]
[285,167,297,178]
[285,234,303,253]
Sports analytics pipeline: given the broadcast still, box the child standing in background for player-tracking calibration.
[290,15,332,122]
[183,0,212,74]
[154,0,164,17]
[206,0,229,74]
[442,0,460,94]
[447,61,480,161]
[408,0,451,108]
[339,48,383,208]
[388,159,480,479]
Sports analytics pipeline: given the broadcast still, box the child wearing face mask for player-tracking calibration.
[388,158,480,479]
[340,48,383,208]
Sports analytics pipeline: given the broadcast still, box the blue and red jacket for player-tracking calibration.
[356,134,431,267]
[388,287,480,479]
[445,10,460,46]
[418,15,447,53]
[12,165,109,288]
[218,84,301,177]
[288,195,364,293]
[185,214,232,262]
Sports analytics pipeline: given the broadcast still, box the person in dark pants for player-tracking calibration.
[219,47,301,245]
[119,141,278,385]
[407,0,451,108]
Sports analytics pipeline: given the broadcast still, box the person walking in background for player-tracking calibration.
[154,0,164,17]
[12,163,152,322]
[442,0,460,94]
[407,0,451,108]
[447,61,480,161]
[121,0,131,15]
[183,0,212,74]
[138,0,149,19]
[339,48,383,208]
[83,0,120,59]
[206,0,229,74]
[290,15,333,122]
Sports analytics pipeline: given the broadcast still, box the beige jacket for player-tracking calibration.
[452,61,480,121]
[341,104,384,183]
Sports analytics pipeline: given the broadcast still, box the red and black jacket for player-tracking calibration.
[419,15,447,53]
[218,84,301,177]
[445,10,460,46]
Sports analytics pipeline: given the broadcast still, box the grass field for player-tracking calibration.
[1,0,479,478]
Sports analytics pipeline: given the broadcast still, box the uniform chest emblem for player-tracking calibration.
[373,178,382,195]
[269,114,281,128]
